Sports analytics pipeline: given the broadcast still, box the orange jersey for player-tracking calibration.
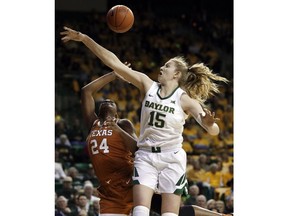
[86,120,134,214]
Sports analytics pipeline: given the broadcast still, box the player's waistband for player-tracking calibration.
[138,146,182,153]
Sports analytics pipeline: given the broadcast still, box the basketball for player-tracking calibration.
[106,5,134,33]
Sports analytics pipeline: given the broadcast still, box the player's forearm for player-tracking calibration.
[81,34,122,70]
[80,34,142,87]
[79,32,150,93]
[81,72,116,94]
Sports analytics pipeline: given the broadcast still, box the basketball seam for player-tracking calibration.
[117,7,128,29]
[117,7,132,32]
[114,7,118,29]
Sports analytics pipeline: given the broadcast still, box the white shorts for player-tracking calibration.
[132,147,187,195]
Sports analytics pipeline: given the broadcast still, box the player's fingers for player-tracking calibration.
[61,37,69,43]
[124,61,131,67]
[203,108,209,113]
[63,26,71,31]
[205,109,211,116]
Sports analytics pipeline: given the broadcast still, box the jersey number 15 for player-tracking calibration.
[148,111,165,128]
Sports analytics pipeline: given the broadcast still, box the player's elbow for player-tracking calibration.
[81,87,88,94]
[209,130,219,136]
[210,130,220,136]
[207,124,220,136]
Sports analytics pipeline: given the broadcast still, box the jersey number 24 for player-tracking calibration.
[90,138,109,154]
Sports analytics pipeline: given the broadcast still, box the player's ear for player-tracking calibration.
[115,113,119,119]
[174,70,181,79]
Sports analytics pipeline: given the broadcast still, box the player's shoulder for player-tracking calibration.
[150,81,160,90]
[117,118,135,132]
[117,118,133,127]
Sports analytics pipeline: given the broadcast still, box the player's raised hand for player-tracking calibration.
[200,108,220,127]
[60,26,84,43]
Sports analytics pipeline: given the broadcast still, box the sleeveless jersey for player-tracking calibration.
[138,82,188,150]
[86,119,133,214]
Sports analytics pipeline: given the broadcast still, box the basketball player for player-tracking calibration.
[81,71,137,216]
[61,27,230,216]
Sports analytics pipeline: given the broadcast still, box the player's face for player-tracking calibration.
[158,60,177,84]
[99,99,117,112]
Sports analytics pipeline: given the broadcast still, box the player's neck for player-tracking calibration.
[159,83,179,97]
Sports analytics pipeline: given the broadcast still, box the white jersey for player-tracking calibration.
[138,82,188,150]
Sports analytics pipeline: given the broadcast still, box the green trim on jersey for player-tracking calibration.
[133,180,140,185]
[133,167,140,185]
[157,85,180,100]
[133,167,139,177]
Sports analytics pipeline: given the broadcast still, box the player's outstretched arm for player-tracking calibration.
[60,26,152,94]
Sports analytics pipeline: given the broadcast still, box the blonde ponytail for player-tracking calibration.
[171,56,229,106]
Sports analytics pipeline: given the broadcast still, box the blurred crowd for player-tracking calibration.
[55,2,233,215]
